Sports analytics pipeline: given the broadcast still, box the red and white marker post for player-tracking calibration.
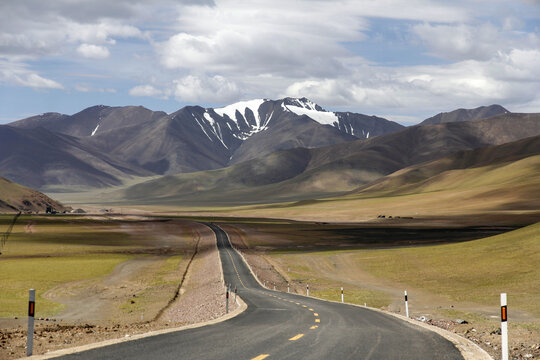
[341,287,344,303]
[307,284,309,297]
[404,290,409,318]
[501,293,508,360]
[27,289,35,356]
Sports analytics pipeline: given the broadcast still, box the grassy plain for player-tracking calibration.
[66,152,539,226]
[1,254,131,317]
[0,215,195,320]
[225,220,540,317]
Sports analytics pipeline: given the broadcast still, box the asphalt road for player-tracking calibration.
[58,223,464,360]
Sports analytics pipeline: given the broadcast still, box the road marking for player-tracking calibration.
[224,249,246,288]
[221,231,247,289]
[251,354,270,360]
[315,319,320,323]
[313,313,318,316]
[295,302,300,305]
[289,333,304,341]
[309,308,314,311]
[310,325,318,330]
[302,305,307,308]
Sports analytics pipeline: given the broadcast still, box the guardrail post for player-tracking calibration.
[501,293,508,360]
[27,289,35,357]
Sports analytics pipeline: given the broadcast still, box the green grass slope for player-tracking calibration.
[215,137,540,222]
[355,221,540,315]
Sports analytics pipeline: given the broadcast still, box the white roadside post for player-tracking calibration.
[287,283,290,293]
[226,286,229,314]
[307,284,310,297]
[404,290,409,318]
[273,284,276,291]
[501,293,508,360]
[27,289,35,357]
[341,287,344,303]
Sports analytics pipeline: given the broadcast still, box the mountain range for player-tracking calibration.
[5,98,404,190]
[119,113,540,205]
[2,97,538,209]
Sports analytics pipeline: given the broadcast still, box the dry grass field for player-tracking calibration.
[0,215,196,321]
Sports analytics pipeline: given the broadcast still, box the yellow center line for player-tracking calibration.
[289,333,304,341]
[313,313,318,316]
[295,302,300,305]
[251,355,270,360]
[224,248,246,289]
[309,308,314,311]
[315,319,320,323]
[302,305,307,308]
[310,325,318,330]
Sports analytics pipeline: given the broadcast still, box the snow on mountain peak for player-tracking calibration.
[214,99,266,128]
[283,98,339,126]
[285,97,321,111]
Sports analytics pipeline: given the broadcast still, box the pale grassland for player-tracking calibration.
[354,222,540,315]
[1,216,136,256]
[0,216,193,319]
[0,254,132,317]
[266,222,540,318]
[267,251,392,308]
[92,155,539,224]
[119,255,184,317]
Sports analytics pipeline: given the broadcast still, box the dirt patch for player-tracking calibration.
[43,256,166,322]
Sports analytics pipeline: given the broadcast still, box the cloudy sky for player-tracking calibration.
[1,0,539,125]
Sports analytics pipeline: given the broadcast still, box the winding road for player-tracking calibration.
[58,223,464,359]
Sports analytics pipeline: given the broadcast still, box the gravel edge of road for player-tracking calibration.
[23,296,247,360]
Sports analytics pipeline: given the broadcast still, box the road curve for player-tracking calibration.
[57,223,464,360]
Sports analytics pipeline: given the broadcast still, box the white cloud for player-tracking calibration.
[129,84,167,98]
[0,60,63,89]
[76,44,110,59]
[75,84,116,93]
[284,47,540,118]
[412,21,540,62]
[412,23,501,61]
[1,0,540,122]
[173,74,240,103]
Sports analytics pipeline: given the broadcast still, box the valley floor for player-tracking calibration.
[1,213,539,359]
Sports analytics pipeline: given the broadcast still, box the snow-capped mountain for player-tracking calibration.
[168,97,403,155]
[7,98,404,186]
